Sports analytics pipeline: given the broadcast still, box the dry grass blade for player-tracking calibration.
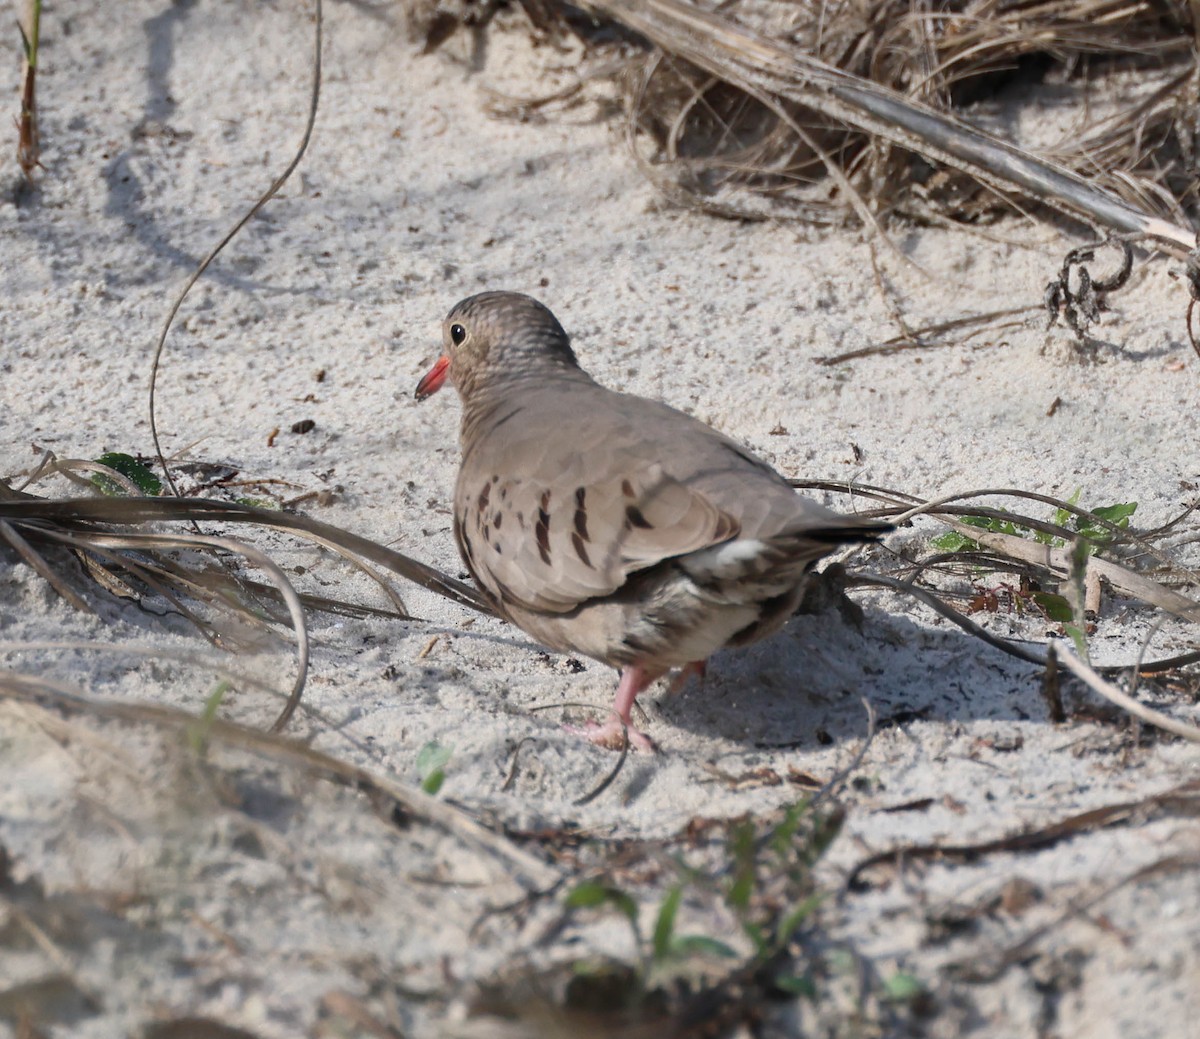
[1055,647,1200,742]
[845,778,1200,891]
[149,0,323,493]
[941,518,1200,625]
[800,480,1200,729]
[24,457,146,496]
[569,0,1195,246]
[0,494,490,612]
[0,493,495,731]
[948,853,1200,984]
[23,523,311,732]
[851,572,1049,667]
[0,670,562,893]
[889,485,1200,583]
[0,519,91,613]
[814,306,1034,365]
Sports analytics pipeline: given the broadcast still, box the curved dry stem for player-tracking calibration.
[1055,647,1200,743]
[29,524,310,732]
[852,572,1049,667]
[0,639,396,758]
[583,0,1196,249]
[0,495,489,612]
[149,0,324,491]
[0,670,561,893]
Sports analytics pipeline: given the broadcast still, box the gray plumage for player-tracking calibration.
[416,291,886,748]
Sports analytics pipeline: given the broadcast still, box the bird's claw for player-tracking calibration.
[566,718,657,752]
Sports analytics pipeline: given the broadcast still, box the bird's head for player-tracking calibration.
[415,291,579,403]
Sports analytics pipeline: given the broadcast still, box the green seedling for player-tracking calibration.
[187,680,231,755]
[415,740,452,794]
[651,885,738,965]
[883,971,925,1001]
[932,492,1136,554]
[92,452,162,497]
[1061,535,1092,661]
[557,800,920,1023]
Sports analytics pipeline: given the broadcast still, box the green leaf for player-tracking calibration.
[416,741,452,794]
[652,886,682,962]
[768,800,811,858]
[773,973,818,999]
[802,811,844,866]
[669,935,739,959]
[92,452,162,496]
[17,21,32,63]
[775,892,825,944]
[931,530,978,551]
[883,971,924,1002]
[1052,487,1082,530]
[726,820,757,912]
[825,948,857,975]
[1063,536,1092,662]
[187,680,230,754]
[741,920,768,956]
[1064,623,1089,659]
[1090,502,1137,525]
[933,513,1033,551]
[565,882,638,927]
[1031,592,1073,623]
[565,881,612,910]
[1076,501,1138,543]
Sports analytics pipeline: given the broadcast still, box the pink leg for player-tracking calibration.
[666,659,708,696]
[571,664,659,751]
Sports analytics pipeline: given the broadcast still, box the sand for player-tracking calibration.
[1,2,1198,1037]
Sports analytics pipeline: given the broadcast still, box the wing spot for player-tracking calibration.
[535,513,551,565]
[491,574,517,607]
[572,532,593,568]
[477,482,491,512]
[621,479,635,498]
[625,505,654,530]
[573,487,590,542]
[493,512,502,530]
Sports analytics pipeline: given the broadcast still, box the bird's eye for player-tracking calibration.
[450,323,467,346]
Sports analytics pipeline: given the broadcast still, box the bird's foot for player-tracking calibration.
[666,659,707,696]
[567,717,657,752]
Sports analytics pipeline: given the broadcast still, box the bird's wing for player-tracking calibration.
[455,389,744,615]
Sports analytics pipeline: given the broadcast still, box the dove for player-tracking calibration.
[415,291,886,749]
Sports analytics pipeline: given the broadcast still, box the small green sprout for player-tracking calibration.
[415,740,452,794]
[92,452,162,496]
[932,491,1137,554]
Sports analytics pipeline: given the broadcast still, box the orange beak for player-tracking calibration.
[415,355,450,401]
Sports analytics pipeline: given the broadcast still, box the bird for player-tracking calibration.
[415,291,887,750]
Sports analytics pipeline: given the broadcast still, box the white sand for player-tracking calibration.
[1,3,1198,1037]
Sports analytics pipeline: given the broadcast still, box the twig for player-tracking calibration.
[149,0,324,494]
[948,854,1200,983]
[0,671,561,893]
[1054,648,1200,743]
[0,495,490,613]
[580,0,1196,253]
[844,779,1200,892]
